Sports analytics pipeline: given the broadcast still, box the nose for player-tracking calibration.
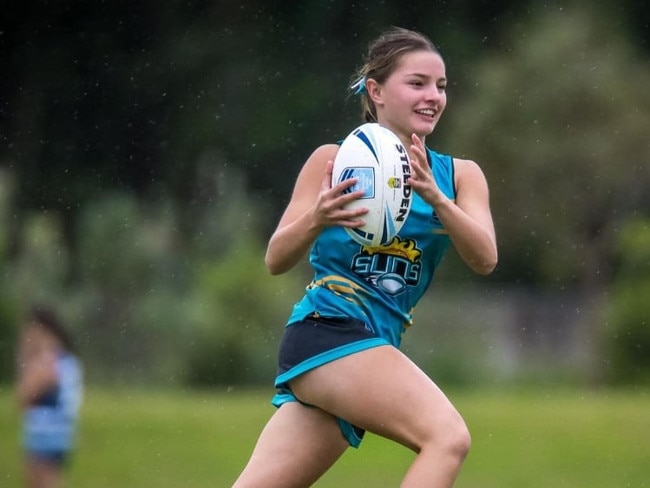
[425,84,444,102]
[424,85,446,110]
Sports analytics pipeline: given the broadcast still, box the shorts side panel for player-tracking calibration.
[271,390,365,448]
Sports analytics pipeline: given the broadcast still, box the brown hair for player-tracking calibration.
[28,306,77,354]
[352,27,440,122]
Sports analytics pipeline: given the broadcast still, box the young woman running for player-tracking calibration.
[233,26,497,488]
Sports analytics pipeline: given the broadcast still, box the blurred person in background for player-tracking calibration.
[16,306,83,488]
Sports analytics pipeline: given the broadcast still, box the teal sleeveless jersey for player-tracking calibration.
[287,148,456,347]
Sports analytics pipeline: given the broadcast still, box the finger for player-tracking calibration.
[409,150,426,178]
[326,195,369,224]
[324,160,335,190]
[410,136,426,159]
[331,184,369,209]
[339,202,369,216]
[409,141,426,167]
[410,133,427,155]
[331,176,362,195]
[334,210,367,227]
[340,219,367,228]
[328,160,364,196]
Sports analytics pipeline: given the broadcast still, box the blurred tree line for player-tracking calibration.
[1,1,649,386]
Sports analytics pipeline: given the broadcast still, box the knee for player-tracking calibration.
[446,417,471,461]
[421,410,471,461]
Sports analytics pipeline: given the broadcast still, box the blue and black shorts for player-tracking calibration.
[27,449,70,466]
[272,314,389,447]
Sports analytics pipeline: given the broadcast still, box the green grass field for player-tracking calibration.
[1,386,649,487]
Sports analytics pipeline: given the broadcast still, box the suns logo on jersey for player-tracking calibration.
[350,237,422,295]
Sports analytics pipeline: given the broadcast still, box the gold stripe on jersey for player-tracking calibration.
[309,275,367,307]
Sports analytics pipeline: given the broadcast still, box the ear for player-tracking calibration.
[366,78,384,107]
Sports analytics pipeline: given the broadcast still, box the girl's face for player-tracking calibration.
[369,50,447,146]
[20,323,60,358]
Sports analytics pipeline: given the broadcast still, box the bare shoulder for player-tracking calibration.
[303,143,339,170]
[453,157,486,177]
[288,143,339,196]
[314,143,340,158]
[452,157,489,190]
[295,143,340,184]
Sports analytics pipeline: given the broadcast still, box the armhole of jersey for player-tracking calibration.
[450,157,457,199]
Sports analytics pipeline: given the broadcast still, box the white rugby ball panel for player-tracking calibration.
[332,123,412,246]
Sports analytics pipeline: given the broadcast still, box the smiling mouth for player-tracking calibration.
[415,109,436,118]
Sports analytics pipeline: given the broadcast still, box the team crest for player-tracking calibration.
[350,236,422,295]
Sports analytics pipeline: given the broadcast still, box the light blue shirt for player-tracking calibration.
[23,353,83,453]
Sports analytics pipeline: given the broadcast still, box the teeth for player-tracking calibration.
[416,109,435,117]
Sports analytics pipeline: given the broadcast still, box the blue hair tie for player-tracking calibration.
[351,76,367,95]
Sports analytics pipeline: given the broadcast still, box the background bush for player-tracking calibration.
[605,218,650,384]
[1,2,649,388]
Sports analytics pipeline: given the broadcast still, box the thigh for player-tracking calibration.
[26,455,64,488]
[232,402,348,488]
[289,345,466,452]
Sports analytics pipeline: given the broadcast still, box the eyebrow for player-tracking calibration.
[407,72,447,83]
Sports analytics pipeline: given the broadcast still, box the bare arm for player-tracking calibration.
[16,350,58,409]
[265,144,368,275]
[409,135,497,275]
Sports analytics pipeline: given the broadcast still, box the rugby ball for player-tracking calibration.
[332,123,413,246]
